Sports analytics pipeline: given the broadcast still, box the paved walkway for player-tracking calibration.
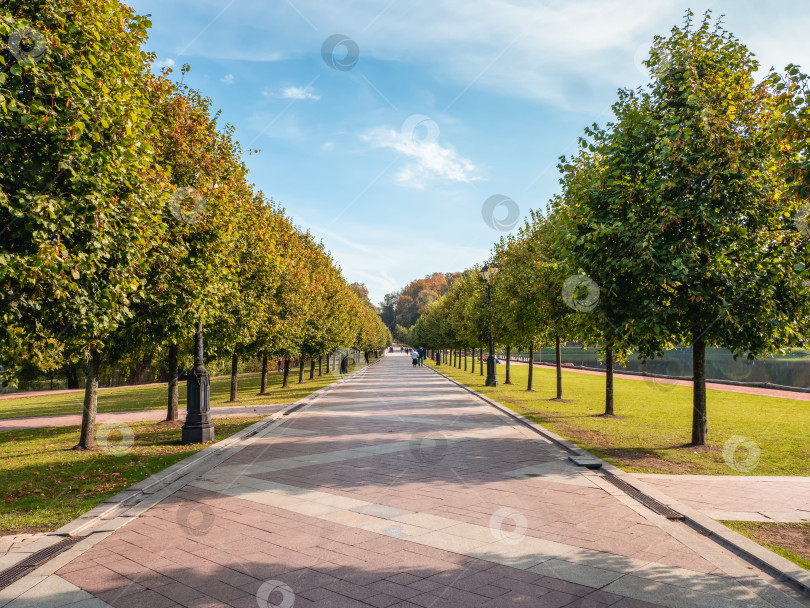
[635,474,810,523]
[0,404,287,432]
[1,354,808,607]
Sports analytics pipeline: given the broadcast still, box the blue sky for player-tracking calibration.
[129,0,809,306]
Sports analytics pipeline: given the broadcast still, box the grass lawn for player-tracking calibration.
[430,358,810,476]
[0,417,264,535]
[722,521,810,571]
[0,360,364,420]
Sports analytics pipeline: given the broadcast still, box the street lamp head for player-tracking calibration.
[480,261,499,283]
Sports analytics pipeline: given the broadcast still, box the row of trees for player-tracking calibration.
[410,12,810,445]
[0,0,390,448]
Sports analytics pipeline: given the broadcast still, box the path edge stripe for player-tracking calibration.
[425,363,810,598]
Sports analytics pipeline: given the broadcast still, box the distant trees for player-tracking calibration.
[380,272,459,329]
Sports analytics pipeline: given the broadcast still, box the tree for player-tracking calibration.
[562,12,810,444]
[0,1,166,449]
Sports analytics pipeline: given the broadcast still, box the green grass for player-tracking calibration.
[0,417,264,535]
[430,358,810,476]
[0,362,360,420]
[722,521,810,571]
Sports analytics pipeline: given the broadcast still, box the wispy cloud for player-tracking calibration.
[363,127,480,189]
[264,85,321,100]
[220,73,234,85]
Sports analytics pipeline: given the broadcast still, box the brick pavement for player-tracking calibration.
[2,354,808,607]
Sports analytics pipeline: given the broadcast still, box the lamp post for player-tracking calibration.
[182,321,214,444]
[480,261,499,387]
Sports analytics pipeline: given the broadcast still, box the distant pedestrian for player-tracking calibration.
[417,347,424,366]
[411,350,419,367]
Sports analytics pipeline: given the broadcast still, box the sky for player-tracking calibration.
[128,0,810,306]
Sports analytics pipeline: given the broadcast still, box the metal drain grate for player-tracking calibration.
[602,474,684,520]
[283,402,309,416]
[0,536,84,591]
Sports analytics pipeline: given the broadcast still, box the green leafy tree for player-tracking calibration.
[0,1,165,449]
[562,12,810,444]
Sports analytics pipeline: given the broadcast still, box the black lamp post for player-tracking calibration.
[182,321,214,444]
[480,261,499,387]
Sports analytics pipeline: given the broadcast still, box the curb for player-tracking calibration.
[0,360,380,579]
[425,363,810,598]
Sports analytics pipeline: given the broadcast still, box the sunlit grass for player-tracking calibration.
[0,417,264,535]
[0,360,361,420]
[430,358,810,476]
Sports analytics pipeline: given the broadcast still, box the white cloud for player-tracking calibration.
[264,86,321,100]
[153,57,175,70]
[363,127,480,188]
[220,73,234,85]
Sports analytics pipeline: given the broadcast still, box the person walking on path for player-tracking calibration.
[411,349,419,367]
[417,347,425,366]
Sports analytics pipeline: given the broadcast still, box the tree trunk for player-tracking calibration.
[505,345,512,385]
[464,349,468,371]
[127,351,153,385]
[260,352,268,394]
[298,358,305,383]
[471,348,476,374]
[228,351,239,402]
[166,342,179,421]
[527,341,534,391]
[310,359,316,380]
[282,358,290,388]
[479,348,484,376]
[691,336,707,445]
[65,364,80,389]
[605,346,614,416]
[77,350,100,449]
[318,356,323,377]
[555,336,563,399]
